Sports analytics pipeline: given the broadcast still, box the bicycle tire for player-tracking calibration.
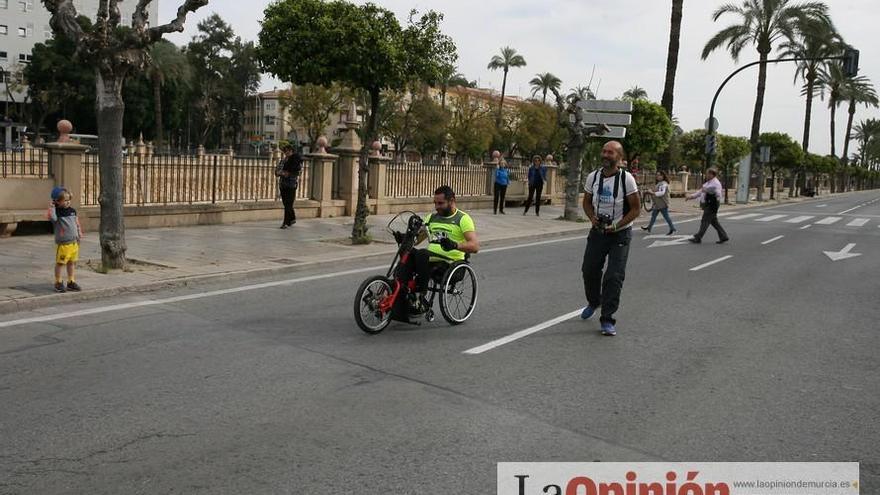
[439,262,477,325]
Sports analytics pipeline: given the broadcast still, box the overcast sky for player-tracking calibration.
[159,0,879,157]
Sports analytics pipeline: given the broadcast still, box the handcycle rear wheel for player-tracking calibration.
[354,275,393,334]
[439,261,477,325]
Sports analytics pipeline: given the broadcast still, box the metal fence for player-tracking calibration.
[0,147,51,178]
[81,153,311,207]
[385,162,487,198]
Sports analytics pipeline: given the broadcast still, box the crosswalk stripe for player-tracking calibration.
[846,218,869,227]
[785,216,815,223]
[816,217,842,225]
[756,214,787,222]
[728,213,762,220]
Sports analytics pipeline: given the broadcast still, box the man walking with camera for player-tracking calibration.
[581,141,641,336]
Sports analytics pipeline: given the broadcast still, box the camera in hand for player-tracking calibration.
[596,213,614,229]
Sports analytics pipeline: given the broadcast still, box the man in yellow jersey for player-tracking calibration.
[403,185,480,313]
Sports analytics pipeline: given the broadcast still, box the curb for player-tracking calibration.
[0,192,848,316]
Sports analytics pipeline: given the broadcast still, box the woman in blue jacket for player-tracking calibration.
[523,155,547,216]
[494,158,510,214]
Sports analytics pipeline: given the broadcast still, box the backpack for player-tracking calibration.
[589,168,631,216]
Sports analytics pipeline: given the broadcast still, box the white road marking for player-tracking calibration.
[728,213,762,220]
[838,205,864,214]
[816,217,842,225]
[689,255,734,272]
[756,214,787,222]
[761,236,785,245]
[463,309,583,355]
[785,216,814,223]
[816,204,828,208]
[823,243,862,261]
[800,225,813,230]
[846,218,869,227]
[0,235,587,329]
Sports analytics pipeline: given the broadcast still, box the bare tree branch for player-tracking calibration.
[132,0,153,31]
[42,0,84,43]
[148,0,209,41]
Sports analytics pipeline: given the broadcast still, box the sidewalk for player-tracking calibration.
[0,195,813,314]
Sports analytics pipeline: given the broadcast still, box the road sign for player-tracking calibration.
[576,100,633,113]
[705,134,717,155]
[843,48,860,77]
[579,112,632,126]
[705,117,719,132]
[760,146,771,163]
[594,126,627,139]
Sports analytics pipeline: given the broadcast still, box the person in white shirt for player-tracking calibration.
[640,170,677,235]
[579,141,641,336]
[686,168,729,244]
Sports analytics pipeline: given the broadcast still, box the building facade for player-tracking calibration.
[0,0,159,105]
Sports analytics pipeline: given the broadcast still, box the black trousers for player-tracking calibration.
[524,182,544,214]
[400,248,448,294]
[493,183,508,213]
[581,227,632,324]
[280,185,296,225]
[694,206,728,241]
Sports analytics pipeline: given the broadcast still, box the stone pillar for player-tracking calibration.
[368,141,391,214]
[307,146,339,218]
[145,141,154,159]
[44,143,88,210]
[135,134,146,159]
[335,116,363,216]
[483,150,500,196]
[678,170,690,193]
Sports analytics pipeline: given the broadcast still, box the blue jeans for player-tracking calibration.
[646,207,675,232]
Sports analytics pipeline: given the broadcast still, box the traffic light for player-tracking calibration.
[843,48,860,78]
[705,134,717,156]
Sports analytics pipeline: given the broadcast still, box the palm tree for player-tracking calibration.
[779,16,841,195]
[622,86,648,101]
[567,85,596,103]
[818,62,847,158]
[146,40,192,151]
[487,46,526,123]
[841,76,878,165]
[529,72,561,104]
[853,119,880,167]
[661,0,684,118]
[702,0,830,201]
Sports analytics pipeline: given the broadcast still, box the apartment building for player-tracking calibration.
[0,0,159,105]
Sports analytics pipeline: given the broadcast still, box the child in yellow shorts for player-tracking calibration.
[47,189,83,292]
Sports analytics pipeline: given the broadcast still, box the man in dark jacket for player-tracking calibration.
[276,143,302,228]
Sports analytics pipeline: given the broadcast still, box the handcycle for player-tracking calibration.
[353,211,478,334]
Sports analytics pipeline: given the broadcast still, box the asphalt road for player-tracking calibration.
[1,191,878,494]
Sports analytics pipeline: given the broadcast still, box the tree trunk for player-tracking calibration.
[660,0,683,119]
[542,88,547,105]
[770,169,776,200]
[751,51,769,202]
[830,99,837,158]
[564,144,583,221]
[795,76,816,198]
[351,87,380,243]
[497,68,508,125]
[152,73,164,152]
[95,72,128,269]
[842,97,856,165]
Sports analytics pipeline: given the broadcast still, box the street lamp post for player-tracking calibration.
[704,51,857,204]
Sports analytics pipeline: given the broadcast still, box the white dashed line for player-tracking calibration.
[690,255,734,272]
[761,236,785,245]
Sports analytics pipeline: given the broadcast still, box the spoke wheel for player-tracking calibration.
[354,275,393,334]
[439,262,477,325]
[642,193,654,213]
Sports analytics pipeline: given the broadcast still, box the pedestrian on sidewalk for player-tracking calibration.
[493,158,509,214]
[687,168,729,244]
[523,155,547,216]
[276,142,302,229]
[580,141,641,336]
[641,170,677,235]
[47,188,83,293]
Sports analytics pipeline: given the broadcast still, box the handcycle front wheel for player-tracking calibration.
[354,275,393,334]
[439,261,478,325]
[641,192,654,213]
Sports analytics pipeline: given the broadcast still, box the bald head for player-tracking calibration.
[601,141,625,168]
